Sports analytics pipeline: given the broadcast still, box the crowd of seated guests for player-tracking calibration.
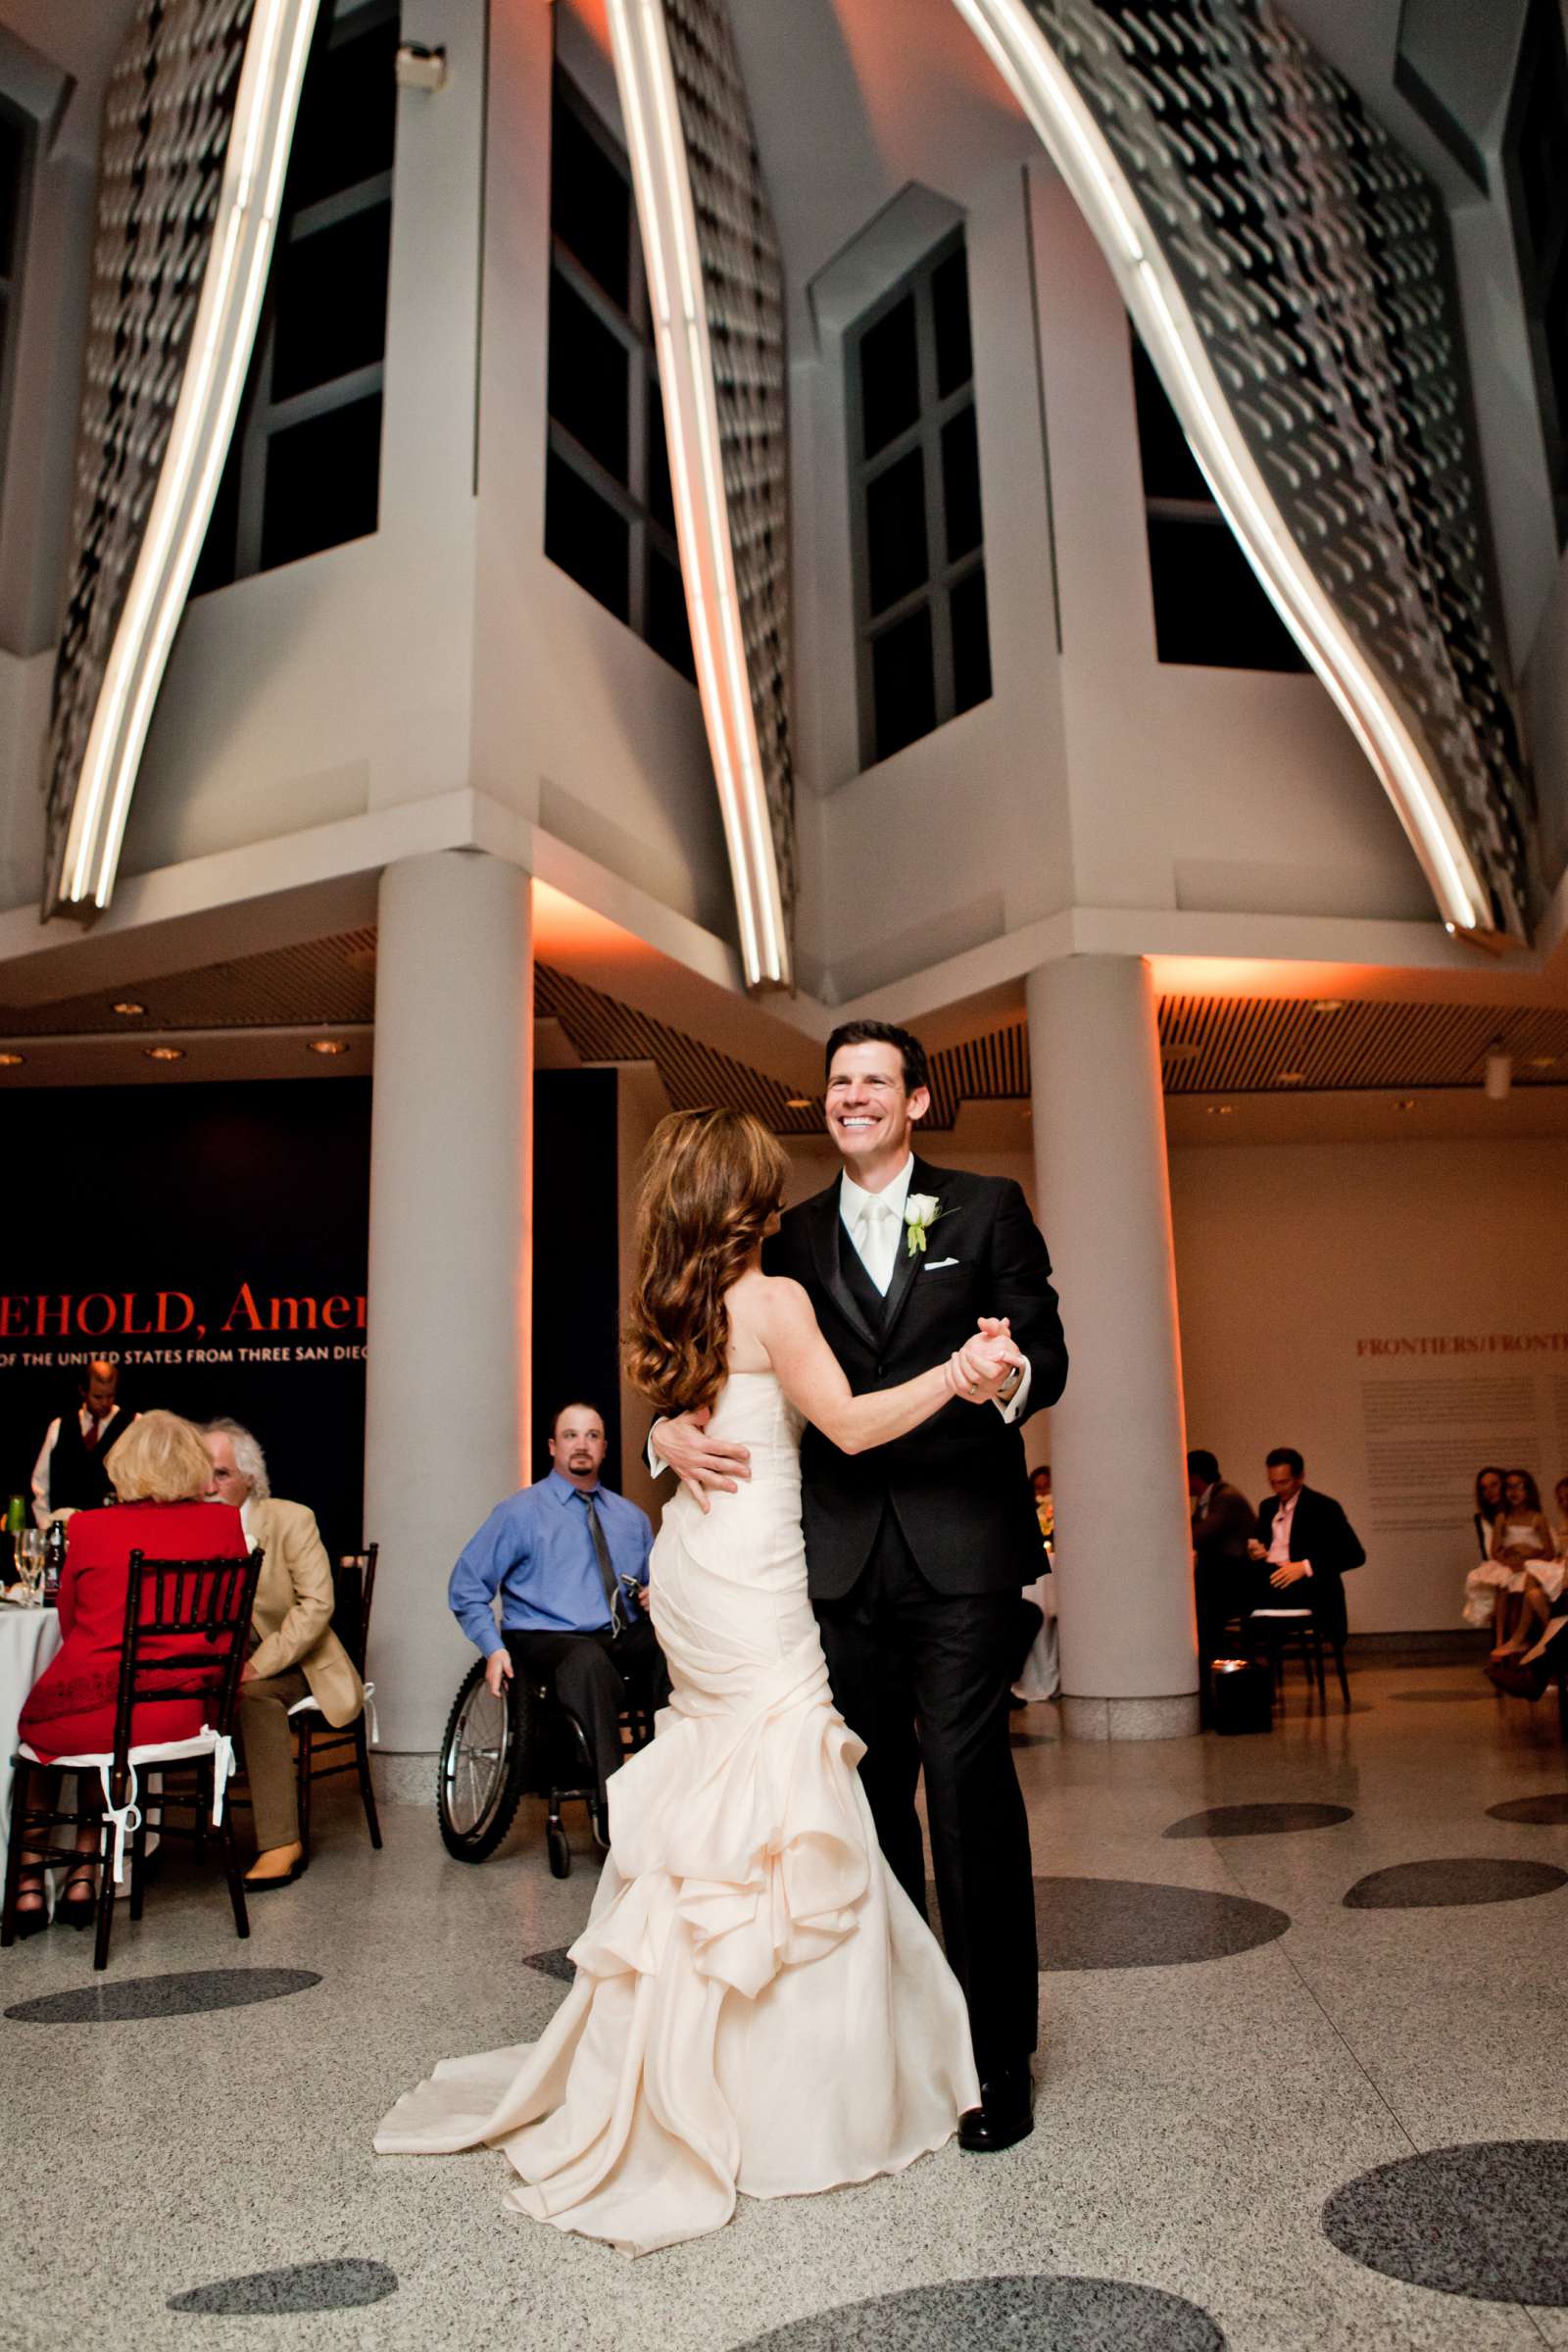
[1464,1464,1568,1696]
[10,1402,358,1935]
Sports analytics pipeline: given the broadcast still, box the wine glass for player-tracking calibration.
[13,1528,46,1605]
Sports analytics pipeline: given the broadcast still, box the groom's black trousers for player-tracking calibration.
[813,1509,1039,2077]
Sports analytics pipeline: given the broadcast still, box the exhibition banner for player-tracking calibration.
[0,1080,371,1554]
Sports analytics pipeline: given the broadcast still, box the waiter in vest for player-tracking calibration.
[31,1358,135,1524]
[447,1400,669,1837]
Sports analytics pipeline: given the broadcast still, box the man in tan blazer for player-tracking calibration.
[201,1418,364,1887]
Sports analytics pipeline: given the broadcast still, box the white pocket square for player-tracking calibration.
[923,1256,960,1271]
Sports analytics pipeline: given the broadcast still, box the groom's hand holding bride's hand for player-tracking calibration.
[950,1320,1026,1403]
[653,1405,752,1515]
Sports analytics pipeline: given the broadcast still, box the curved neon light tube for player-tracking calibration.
[608,0,791,990]
[58,0,322,913]
[952,0,1492,939]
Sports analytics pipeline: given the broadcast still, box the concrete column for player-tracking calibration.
[365,850,532,1759]
[1027,955,1197,1740]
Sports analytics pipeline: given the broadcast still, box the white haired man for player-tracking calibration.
[201,1418,364,1887]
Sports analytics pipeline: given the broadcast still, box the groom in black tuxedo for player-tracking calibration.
[652,1020,1067,2151]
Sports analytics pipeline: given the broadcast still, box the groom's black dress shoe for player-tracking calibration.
[958,2066,1034,2153]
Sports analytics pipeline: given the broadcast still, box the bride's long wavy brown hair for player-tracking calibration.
[624,1106,788,1417]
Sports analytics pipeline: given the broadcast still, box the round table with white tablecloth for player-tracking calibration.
[0,1601,62,1886]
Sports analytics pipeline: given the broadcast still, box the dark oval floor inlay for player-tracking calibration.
[1343,1858,1567,1910]
[730,2274,1225,2349]
[1034,1877,1290,1971]
[169,2261,396,2316]
[1165,1803,1353,1840]
[1324,2140,1568,2305]
[5,1968,321,2025]
[1488,1793,1568,1826]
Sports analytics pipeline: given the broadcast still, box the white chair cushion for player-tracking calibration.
[18,1727,235,1882]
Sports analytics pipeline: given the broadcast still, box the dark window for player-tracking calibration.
[1130,334,1306,671]
[544,71,694,681]
[192,0,398,596]
[1504,0,1568,544]
[0,101,32,514]
[848,231,992,766]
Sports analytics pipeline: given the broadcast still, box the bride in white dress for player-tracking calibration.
[374,1106,1023,2255]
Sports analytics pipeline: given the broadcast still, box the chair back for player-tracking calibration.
[110,1547,265,1770]
[332,1544,379,1676]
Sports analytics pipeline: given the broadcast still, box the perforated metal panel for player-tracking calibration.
[660,0,796,935]
[1000,0,1535,938]
[42,0,255,908]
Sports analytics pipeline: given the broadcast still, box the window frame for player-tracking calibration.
[845,227,990,769]
[1501,0,1568,547]
[545,68,690,676]
[192,0,398,595]
[1129,328,1307,673]
[0,91,34,525]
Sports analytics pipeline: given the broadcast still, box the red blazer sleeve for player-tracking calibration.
[58,1508,113,1640]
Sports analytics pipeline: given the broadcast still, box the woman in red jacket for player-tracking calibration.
[15,1411,248,1934]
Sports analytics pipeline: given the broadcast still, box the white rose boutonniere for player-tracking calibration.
[904,1193,946,1258]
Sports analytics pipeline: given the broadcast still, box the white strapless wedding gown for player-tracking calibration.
[373,1371,980,2255]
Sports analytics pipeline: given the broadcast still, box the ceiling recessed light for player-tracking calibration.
[0,1050,24,1067]
[1276,1070,1307,1085]
[785,1097,814,1109]
[144,1045,184,1062]
[1309,999,1347,1015]
[308,1038,349,1056]
[112,999,146,1017]
[1528,1054,1557,1069]
[1204,1103,1235,1118]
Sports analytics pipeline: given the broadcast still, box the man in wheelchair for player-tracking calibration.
[448,1402,669,1838]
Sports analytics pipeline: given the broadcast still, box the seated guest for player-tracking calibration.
[1482,1470,1562,1663]
[200,1419,364,1889]
[15,1411,247,1934]
[1247,1447,1364,1651]
[1462,1465,1511,1638]
[1473,1465,1505,1558]
[30,1357,134,1525]
[1189,1449,1257,1718]
[449,1401,669,1838]
[1031,1464,1054,1546]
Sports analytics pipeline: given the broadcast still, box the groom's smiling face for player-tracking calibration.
[824,1040,929,1178]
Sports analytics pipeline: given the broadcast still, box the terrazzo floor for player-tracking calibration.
[3,1662,1567,2351]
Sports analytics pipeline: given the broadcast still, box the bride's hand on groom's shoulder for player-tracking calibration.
[653,1406,752,1514]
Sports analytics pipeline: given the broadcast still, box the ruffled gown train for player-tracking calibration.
[373,1373,979,2254]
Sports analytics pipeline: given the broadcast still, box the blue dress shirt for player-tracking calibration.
[448,1471,655,1656]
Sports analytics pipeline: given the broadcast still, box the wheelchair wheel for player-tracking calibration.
[546,1820,571,1880]
[436,1659,530,1861]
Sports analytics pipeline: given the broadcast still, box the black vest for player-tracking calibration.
[49,1406,131,1510]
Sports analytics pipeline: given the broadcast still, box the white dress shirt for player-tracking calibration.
[1266,1488,1309,1574]
[840,1155,916,1295]
[30,1405,129,1526]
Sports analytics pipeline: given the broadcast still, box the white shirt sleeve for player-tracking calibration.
[31,1419,61,1527]
[994,1360,1032,1425]
[645,1421,673,1482]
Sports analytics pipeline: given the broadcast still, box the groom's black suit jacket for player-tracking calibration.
[764,1155,1068,1600]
